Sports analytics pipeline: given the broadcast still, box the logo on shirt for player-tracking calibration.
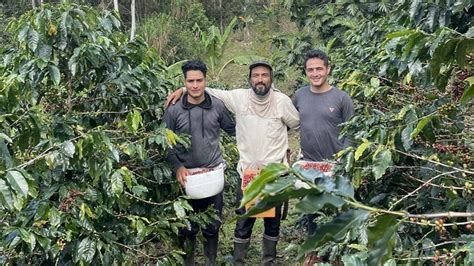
[329,107,335,112]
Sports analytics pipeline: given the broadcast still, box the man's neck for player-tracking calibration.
[310,83,331,93]
[187,94,205,105]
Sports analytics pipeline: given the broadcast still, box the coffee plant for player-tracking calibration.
[0,4,214,264]
[245,0,473,264]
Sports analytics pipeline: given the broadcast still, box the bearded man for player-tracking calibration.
[166,61,299,265]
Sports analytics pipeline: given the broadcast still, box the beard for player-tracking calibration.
[251,82,271,96]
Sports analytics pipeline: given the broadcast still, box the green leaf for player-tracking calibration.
[76,237,96,263]
[27,28,39,51]
[295,192,345,213]
[409,0,423,22]
[242,186,316,218]
[431,39,459,90]
[372,149,392,180]
[0,179,15,210]
[342,253,367,266]
[49,65,61,85]
[126,109,142,133]
[367,215,400,265]
[335,175,355,198]
[173,201,186,218]
[240,163,289,207]
[6,170,29,198]
[62,140,75,157]
[355,140,371,161]
[401,125,413,150]
[0,141,13,169]
[110,170,123,197]
[37,44,52,61]
[0,133,13,143]
[120,167,133,190]
[298,209,370,258]
[49,207,61,227]
[384,259,397,266]
[132,185,148,196]
[410,115,434,139]
[455,39,474,68]
[370,77,380,88]
[385,29,416,40]
[460,84,474,105]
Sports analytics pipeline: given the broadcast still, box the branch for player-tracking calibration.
[407,212,474,219]
[389,170,458,210]
[125,191,173,206]
[393,148,474,175]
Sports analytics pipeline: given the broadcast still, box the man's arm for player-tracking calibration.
[281,95,300,129]
[163,109,189,186]
[165,87,237,113]
[219,106,236,136]
[206,87,238,113]
[341,93,355,148]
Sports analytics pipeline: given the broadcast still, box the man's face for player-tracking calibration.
[305,58,331,88]
[250,66,272,96]
[184,70,206,101]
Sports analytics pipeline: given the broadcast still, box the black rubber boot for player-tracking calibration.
[233,240,250,266]
[204,236,218,266]
[262,236,277,266]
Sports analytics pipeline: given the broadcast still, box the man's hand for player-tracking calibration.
[176,166,189,187]
[165,88,184,107]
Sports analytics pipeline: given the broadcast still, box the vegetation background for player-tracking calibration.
[0,0,472,265]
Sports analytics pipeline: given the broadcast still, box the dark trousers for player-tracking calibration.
[234,183,282,240]
[306,213,318,235]
[180,192,224,240]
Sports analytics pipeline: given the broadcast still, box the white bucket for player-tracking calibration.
[185,165,225,199]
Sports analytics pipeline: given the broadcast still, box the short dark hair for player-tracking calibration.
[182,60,207,78]
[304,49,330,68]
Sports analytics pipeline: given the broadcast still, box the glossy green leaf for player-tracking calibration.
[372,149,392,180]
[401,125,413,151]
[27,28,39,51]
[173,201,186,218]
[0,133,13,143]
[241,186,316,218]
[6,170,29,198]
[461,84,474,105]
[367,215,400,265]
[341,253,367,266]
[76,237,96,263]
[240,163,289,207]
[110,170,123,196]
[299,209,370,258]
[295,192,345,213]
[355,140,371,161]
[49,65,61,85]
[335,175,354,198]
[0,179,15,210]
[410,115,434,139]
[455,39,474,68]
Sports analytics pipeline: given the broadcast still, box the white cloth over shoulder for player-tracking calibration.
[205,87,300,175]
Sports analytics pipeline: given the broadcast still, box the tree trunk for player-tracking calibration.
[130,0,136,41]
[32,0,35,8]
[113,0,119,14]
[219,0,223,32]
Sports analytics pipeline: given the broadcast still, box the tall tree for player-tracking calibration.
[130,0,136,40]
